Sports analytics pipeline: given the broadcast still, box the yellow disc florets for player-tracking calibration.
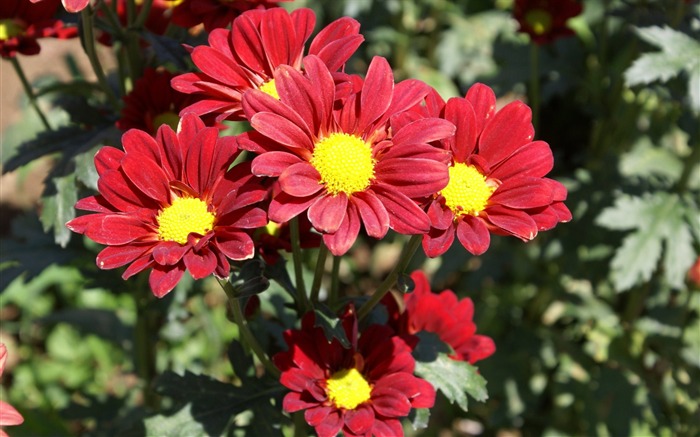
[441,163,495,217]
[525,9,553,35]
[157,197,216,245]
[311,133,375,196]
[0,20,24,40]
[259,79,280,100]
[326,368,372,410]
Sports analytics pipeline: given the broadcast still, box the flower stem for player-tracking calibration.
[9,57,52,131]
[309,242,329,303]
[289,217,311,313]
[218,278,280,378]
[529,43,541,134]
[134,278,160,410]
[80,7,121,109]
[293,411,308,437]
[329,255,341,307]
[357,234,422,320]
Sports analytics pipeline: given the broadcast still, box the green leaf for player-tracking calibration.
[229,259,270,298]
[411,408,430,431]
[40,173,77,248]
[415,353,488,412]
[313,303,350,348]
[144,404,208,437]
[596,193,697,291]
[619,137,684,183]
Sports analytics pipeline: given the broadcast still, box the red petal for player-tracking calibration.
[370,387,412,417]
[97,244,152,269]
[230,13,266,74]
[121,254,154,279]
[216,231,255,261]
[120,153,170,204]
[344,405,374,435]
[282,392,318,413]
[185,127,220,193]
[427,200,454,230]
[121,129,160,164]
[479,101,534,166]
[74,195,113,213]
[0,401,24,426]
[313,35,364,72]
[422,225,455,258]
[465,83,496,134]
[410,377,437,408]
[445,97,478,161]
[278,163,323,197]
[152,242,188,266]
[250,112,314,151]
[190,46,248,87]
[94,146,124,176]
[391,117,456,148]
[372,187,430,235]
[183,247,217,279]
[309,16,360,67]
[260,8,297,69]
[72,214,151,245]
[62,0,90,12]
[298,56,335,132]
[291,8,315,50]
[149,264,185,298]
[490,177,554,209]
[375,158,448,198]
[322,203,361,256]
[308,194,348,233]
[275,64,320,135]
[268,192,318,223]
[352,191,390,239]
[486,206,538,241]
[370,418,403,437]
[383,79,432,125]
[489,141,553,180]
[456,216,491,255]
[304,405,333,426]
[358,57,394,133]
[309,409,343,437]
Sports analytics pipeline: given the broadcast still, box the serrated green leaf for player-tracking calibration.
[619,137,683,183]
[41,173,77,247]
[144,404,208,437]
[662,212,696,289]
[595,194,659,231]
[313,303,350,348]
[634,26,700,54]
[625,52,687,85]
[414,353,488,412]
[411,408,430,430]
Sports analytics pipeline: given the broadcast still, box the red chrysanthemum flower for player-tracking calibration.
[274,305,436,437]
[171,7,364,122]
[117,68,217,135]
[1,0,77,58]
[414,83,571,257]
[239,55,455,255]
[28,0,89,14]
[66,114,268,297]
[0,343,24,437]
[513,0,583,45]
[169,0,289,32]
[383,271,495,364]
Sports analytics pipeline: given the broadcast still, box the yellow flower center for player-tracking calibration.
[0,20,24,40]
[441,163,495,217]
[326,368,372,410]
[162,0,185,7]
[259,79,279,99]
[152,111,180,131]
[157,197,216,245]
[311,133,375,196]
[264,221,282,237]
[525,9,553,35]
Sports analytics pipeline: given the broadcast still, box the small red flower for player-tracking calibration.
[171,7,364,122]
[66,114,268,297]
[117,68,214,135]
[0,343,24,437]
[414,84,571,257]
[240,55,455,255]
[513,0,583,45]
[1,0,77,58]
[28,0,89,14]
[170,0,289,32]
[274,306,435,437]
[383,271,495,364]
[689,257,700,287]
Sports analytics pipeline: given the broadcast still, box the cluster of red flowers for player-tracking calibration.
[51,3,573,435]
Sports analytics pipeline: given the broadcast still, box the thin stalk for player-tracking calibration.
[10,57,52,131]
[309,242,329,303]
[529,43,541,134]
[293,411,308,437]
[134,277,159,410]
[80,7,120,109]
[358,234,422,320]
[218,278,281,378]
[329,255,341,308]
[289,217,311,313]
[133,0,154,29]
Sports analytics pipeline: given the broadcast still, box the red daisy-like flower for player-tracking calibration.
[513,0,583,45]
[171,7,364,122]
[66,114,268,297]
[117,68,216,135]
[414,83,571,257]
[383,271,495,364]
[28,0,89,14]
[0,343,24,437]
[274,305,436,437]
[1,0,77,58]
[239,55,455,255]
[170,0,289,32]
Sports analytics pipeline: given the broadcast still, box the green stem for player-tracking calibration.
[218,278,280,378]
[9,57,52,131]
[293,411,308,437]
[309,242,329,303]
[134,277,159,410]
[358,234,422,320]
[329,255,341,308]
[133,0,154,29]
[290,217,311,313]
[80,7,121,109]
[529,43,541,134]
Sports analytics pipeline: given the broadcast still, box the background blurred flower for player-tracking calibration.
[171,7,364,122]
[689,257,700,287]
[274,306,435,437]
[29,0,89,14]
[0,344,24,437]
[240,55,454,255]
[384,271,495,364]
[66,114,268,297]
[513,0,583,45]
[420,83,571,257]
[170,0,290,32]
[1,0,77,58]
